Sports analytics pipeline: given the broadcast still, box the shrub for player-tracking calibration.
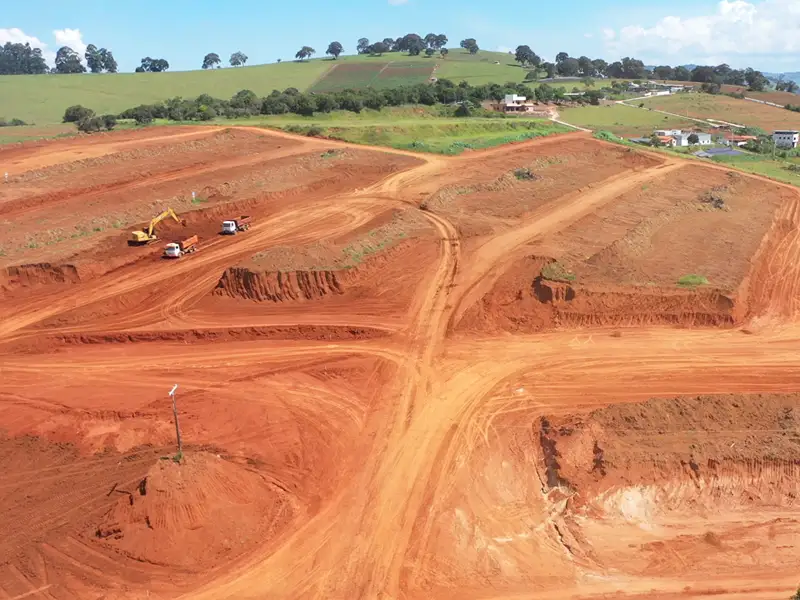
[677,274,709,287]
[306,125,324,137]
[101,114,117,130]
[541,261,576,282]
[513,167,536,180]
[0,117,28,127]
[454,103,471,117]
[76,116,104,133]
[63,105,95,123]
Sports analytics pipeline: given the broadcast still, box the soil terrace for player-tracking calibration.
[1,125,799,600]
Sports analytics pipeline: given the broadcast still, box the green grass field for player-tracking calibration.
[706,153,800,187]
[209,106,570,154]
[0,49,524,126]
[559,104,695,136]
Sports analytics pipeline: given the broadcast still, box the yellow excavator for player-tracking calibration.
[129,208,181,245]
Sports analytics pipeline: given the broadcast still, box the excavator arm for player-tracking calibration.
[130,208,181,245]
[146,208,180,237]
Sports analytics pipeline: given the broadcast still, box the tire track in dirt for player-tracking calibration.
[5,126,800,600]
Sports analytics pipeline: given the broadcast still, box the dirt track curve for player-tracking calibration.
[1,126,800,600]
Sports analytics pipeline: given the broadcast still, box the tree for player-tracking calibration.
[514,45,540,68]
[424,33,438,49]
[557,57,580,77]
[326,41,343,59]
[621,57,646,79]
[100,49,118,73]
[0,42,49,75]
[650,133,662,147]
[382,38,396,51]
[460,38,479,54]
[607,61,624,78]
[85,44,102,73]
[230,51,248,67]
[435,34,448,49]
[399,34,425,56]
[555,51,569,64]
[135,66,145,73]
[577,56,593,76]
[673,65,691,81]
[139,57,169,72]
[202,53,221,69]
[777,79,800,93]
[687,133,699,145]
[55,46,85,74]
[691,65,717,82]
[357,38,370,54]
[371,42,390,56]
[295,46,315,61]
[791,586,800,600]
[542,61,556,79]
[440,48,449,58]
[582,77,595,88]
[654,65,674,80]
[63,105,95,123]
[425,48,436,57]
[745,67,769,91]
[591,58,608,77]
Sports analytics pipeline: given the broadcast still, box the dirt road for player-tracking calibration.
[1,126,799,600]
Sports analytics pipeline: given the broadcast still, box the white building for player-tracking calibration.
[654,129,683,137]
[773,130,799,149]
[674,132,712,147]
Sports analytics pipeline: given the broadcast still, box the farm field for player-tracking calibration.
[558,103,696,136]
[639,92,800,131]
[0,50,522,126]
[2,126,800,600]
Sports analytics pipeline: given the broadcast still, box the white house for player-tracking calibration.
[499,94,537,113]
[773,130,799,149]
[674,132,712,147]
[654,129,683,137]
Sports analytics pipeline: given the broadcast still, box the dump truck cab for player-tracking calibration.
[164,243,182,258]
[221,220,238,235]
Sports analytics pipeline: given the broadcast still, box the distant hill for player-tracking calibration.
[0,49,521,125]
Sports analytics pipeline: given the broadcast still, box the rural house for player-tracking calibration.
[773,130,800,149]
[497,94,537,113]
[673,132,712,147]
[721,133,758,147]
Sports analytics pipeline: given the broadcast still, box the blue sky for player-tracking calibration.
[3,0,799,72]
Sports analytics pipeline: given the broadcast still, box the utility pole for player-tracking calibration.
[169,384,182,457]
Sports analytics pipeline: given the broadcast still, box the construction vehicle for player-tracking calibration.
[164,235,198,258]
[130,208,181,245]
[221,216,252,235]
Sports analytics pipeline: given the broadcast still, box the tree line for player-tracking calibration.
[510,48,775,92]
[67,77,605,129]
[0,41,118,74]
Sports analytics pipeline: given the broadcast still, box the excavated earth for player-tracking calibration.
[1,126,800,600]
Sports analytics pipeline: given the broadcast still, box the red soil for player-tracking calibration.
[1,126,800,600]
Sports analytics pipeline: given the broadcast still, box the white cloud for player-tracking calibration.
[53,28,87,56]
[0,27,54,63]
[604,0,800,63]
[0,27,88,66]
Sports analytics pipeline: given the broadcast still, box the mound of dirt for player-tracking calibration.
[94,452,295,570]
[458,255,737,333]
[214,241,414,302]
[1,262,81,293]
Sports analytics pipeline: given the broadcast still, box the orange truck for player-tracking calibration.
[163,235,198,258]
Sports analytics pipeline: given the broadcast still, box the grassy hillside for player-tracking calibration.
[559,104,696,136]
[639,93,800,131]
[0,49,524,125]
